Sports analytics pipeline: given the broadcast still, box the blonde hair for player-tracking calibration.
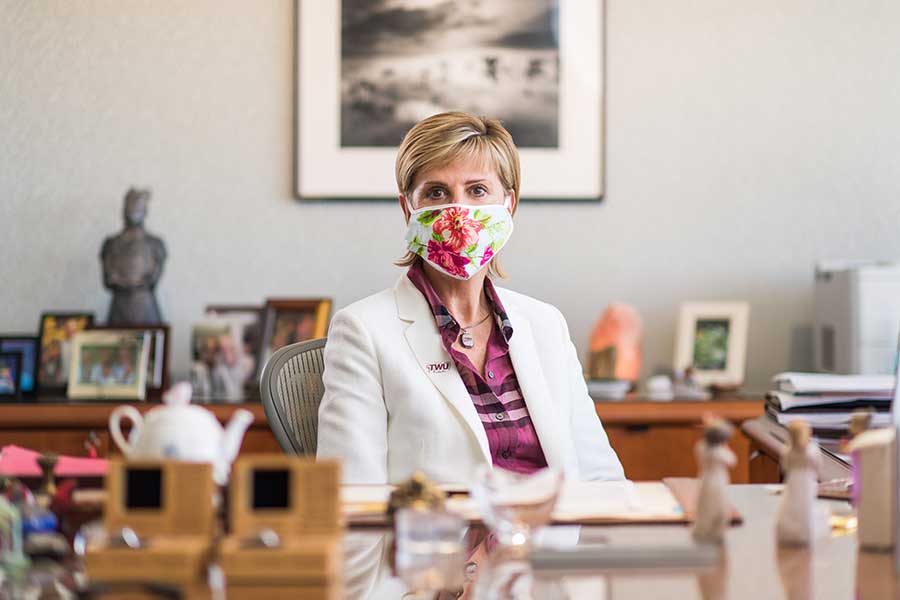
[395,112,520,278]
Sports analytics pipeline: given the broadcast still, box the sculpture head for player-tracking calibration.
[123,188,151,227]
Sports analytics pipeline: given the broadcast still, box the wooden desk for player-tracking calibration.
[0,402,281,458]
[742,416,851,483]
[595,398,764,483]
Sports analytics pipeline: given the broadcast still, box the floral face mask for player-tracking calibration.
[405,200,514,280]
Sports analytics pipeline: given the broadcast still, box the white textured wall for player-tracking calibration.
[3,0,900,392]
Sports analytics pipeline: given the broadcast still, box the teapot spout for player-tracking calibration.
[222,409,254,465]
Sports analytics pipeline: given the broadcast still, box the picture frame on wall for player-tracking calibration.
[257,298,332,379]
[0,352,23,402]
[295,0,605,201]
[674,302,751,389]
[67,330,150,401]
[0,336,38,396]
[36,312,95,395]
[88,324,170,400]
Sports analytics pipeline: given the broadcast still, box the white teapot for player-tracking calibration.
[109,382,253,484]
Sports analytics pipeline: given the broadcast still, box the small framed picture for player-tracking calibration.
[674,302,750,388]
[0,336,38,396]
[258,299,332,378]
[205,305,263,392]
[88,324,169,400]
[190,319,255,403]
[67,330,150,400]
[37,312,95,394]
[0,352,23,401]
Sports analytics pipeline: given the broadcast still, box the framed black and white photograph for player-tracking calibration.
[674,302,751,389]
[205,305,263,392]
[296,0,604,201]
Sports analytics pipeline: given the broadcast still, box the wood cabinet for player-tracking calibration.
[0,399,763,484]
[595,398,764,483]
[0,403,280,458]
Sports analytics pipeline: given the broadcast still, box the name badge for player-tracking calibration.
[426,362,451,373]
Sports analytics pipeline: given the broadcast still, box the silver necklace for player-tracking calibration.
[459,312,492,349]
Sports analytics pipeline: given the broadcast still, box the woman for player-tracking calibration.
[317,112,623,484]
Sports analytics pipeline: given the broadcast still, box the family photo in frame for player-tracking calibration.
[296,0,604,201]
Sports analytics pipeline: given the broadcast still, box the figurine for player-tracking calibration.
[776,421,823,546]
[100,188,167,324]
[692,415,736,543]
[588,303,642,382]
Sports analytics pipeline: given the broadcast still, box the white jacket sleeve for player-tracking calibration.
[317,309,388,484]
[555,308,626,481]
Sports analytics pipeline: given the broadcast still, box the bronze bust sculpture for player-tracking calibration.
[100,188,167,324]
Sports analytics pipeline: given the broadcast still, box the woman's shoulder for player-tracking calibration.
[333,287,397,323]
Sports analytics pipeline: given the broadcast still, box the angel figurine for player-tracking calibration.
[776,421,823,546]
[692,415,736,543]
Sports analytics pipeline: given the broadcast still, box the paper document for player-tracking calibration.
[772,372,895,394]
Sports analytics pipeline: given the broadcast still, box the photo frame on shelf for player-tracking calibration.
[36,312,95,395]
[0,352,23,402]
[674,302,750,389]
[257,298,332,379]
[88,324,169,400]
[295,0,605,201]
[0,336,38,396]
[66,330,150,401]
[204,305,263,393]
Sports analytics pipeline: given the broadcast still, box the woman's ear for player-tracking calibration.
[506,191,518,215]
[399,194,411,222]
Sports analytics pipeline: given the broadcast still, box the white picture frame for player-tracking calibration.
[67,331,150,400]
[674,302,750,388]
[295,0,604,201]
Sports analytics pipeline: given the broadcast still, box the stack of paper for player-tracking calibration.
[766,372,896,435]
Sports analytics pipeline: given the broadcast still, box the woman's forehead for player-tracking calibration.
[413,155,502,188]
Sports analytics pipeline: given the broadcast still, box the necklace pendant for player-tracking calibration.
[460,330,475,349]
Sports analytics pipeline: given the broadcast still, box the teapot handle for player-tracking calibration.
[109,405,143,456]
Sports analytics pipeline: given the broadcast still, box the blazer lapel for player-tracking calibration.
[394,276,492,464]
[502,296,566,472]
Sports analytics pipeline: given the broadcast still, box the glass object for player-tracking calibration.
[470,466,563,549]
[394,508,466,594]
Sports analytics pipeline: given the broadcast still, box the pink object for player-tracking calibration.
[0,445,108,478]
[589,303,643,381]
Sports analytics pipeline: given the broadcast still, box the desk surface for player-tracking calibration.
[345,485,885,599]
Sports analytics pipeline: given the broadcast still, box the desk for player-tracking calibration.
[596,397,764,483]
[47,486,894,599]
[742,416,850,483]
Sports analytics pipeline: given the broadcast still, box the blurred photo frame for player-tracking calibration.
[674,302,750,389]
[36,312,95,395]
[190,319,255,403]
[257,298,331,379]
[0,352,23,402]
[67,330,150,400]
[204,305,263,392]
[295,0,605,201]
[88,324,169,400]
[0,336,38,396]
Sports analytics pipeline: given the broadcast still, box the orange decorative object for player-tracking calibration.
[588,303,643,382]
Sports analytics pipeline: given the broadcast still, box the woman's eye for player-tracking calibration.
[470,185,487,197]
[427,188,446,199]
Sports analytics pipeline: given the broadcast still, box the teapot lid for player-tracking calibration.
[162,382,193,406]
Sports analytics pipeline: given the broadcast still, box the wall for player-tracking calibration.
[3,0,900,392]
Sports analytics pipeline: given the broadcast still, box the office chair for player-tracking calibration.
[259,337,327,456]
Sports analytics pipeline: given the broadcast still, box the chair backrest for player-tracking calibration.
[259,337,327,456]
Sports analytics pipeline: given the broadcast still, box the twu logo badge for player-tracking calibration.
[426,361,451,373]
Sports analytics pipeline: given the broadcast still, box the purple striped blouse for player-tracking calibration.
[407,262,548,474]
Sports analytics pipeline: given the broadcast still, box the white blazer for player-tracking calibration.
[316,274,625,484]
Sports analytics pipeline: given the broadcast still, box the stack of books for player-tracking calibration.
[766,372,896,436]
